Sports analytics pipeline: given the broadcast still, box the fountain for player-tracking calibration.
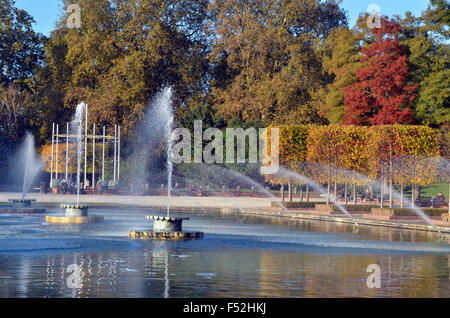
[334,165,446,235]
[278,167,360,228]
[129,88,203,240]
[279,164,448,235]
[46,103,103,224]
[1,133,45,214]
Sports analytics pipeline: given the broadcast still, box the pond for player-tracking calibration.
[0,207,449,298]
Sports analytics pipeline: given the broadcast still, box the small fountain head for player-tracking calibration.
[8,199,35,208]
[147,215,187,232]
[62,204,89,217]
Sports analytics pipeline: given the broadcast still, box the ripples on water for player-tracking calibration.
[0,208,449,298]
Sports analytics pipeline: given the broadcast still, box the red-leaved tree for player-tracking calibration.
[343,19,417,125]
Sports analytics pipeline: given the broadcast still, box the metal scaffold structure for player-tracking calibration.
[49,104,121,191]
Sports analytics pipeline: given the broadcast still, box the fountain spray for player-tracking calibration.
[20,133,42,200]
[72,102,86,206]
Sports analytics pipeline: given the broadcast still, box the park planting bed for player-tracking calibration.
[315,204,379,213]
[372,208,448,217]
[271,201,317,209]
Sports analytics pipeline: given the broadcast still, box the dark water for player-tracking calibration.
[1,208,450,298]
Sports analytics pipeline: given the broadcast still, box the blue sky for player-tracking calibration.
[15,0,431,36]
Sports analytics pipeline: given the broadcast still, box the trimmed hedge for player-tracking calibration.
[271,201,317,209]
[315,204,379,212]
[372,208,448,217]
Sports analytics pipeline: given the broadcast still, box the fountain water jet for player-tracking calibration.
[46,102,103,224]
[199,165,288,212]
[2,133,45,214]
[130,88,202,239]
[20,133,42,200]
[330,165,445,235]
[278,167,359,228]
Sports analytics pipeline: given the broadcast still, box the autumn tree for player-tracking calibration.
[40,0,210,140]
[368,125,440,208]
[334,126,370,204]
[343,18,417,125]
[265,125,310,202]
[306,125,342,204]
[209,0,347,124]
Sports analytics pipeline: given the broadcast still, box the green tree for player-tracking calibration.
[0,0,44,89]
[317,27,362,124]
[399,1,450,127]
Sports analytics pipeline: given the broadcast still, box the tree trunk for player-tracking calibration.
[300,185,304,202]
[389,147,393,208]
[334,165,338,202]
[400,183,404,208]
[288,180,293,202]
[411,184,415,208]
[327,164,331,205]
[344,182,348,205]
[281,185,285,203]
[353,183,357,205]
[380,179,384,208]
[306,184,310,202]
[389,178,393,208]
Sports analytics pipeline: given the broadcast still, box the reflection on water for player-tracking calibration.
[0,208,449,298]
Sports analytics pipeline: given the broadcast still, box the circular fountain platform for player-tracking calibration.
[0,199,46,214]
[45,215,104,224]
[129,230,203,240]
[128,216,203,240]
[45,205,103,224]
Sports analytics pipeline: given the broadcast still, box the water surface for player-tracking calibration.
[0,208,449,298]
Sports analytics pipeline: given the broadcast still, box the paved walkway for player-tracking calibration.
[0,192,280,209]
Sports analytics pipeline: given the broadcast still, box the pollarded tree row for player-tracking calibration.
[266,124,442,206]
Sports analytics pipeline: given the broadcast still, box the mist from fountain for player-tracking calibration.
[327,164,445,234]
[128,88,175,217]
[222,167,288,211]
[178,163,278,213]
[278,167,359,227]
[17,133,42,199]
[183,164,287,211]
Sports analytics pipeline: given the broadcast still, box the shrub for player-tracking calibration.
[315,204,378,212]
[271,201,317,209]
[372,208,447,217]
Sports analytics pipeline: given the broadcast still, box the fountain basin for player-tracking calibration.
[8,199,36,208]
[45,215,104,224]
[45,205,103,224]
[129,231,203,240]
[0,199,45,214]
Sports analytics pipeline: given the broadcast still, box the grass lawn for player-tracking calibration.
[421,182,449,199]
